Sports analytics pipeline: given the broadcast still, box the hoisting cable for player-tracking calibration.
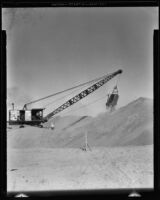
[115,72,121,87]
[23,73,112,109]
[44,81,95,108]
[44,89,81,108]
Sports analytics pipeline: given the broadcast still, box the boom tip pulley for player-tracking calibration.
[118,69,123,74]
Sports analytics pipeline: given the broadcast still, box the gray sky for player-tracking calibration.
[3,7,158,116]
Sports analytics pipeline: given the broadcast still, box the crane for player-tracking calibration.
[9,69,123,127]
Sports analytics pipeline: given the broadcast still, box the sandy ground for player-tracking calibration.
[7,145,153,191]
[7,98,153,191]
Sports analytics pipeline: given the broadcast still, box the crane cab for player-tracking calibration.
[9,108,44,125]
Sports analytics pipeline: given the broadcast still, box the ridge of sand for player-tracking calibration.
[7,97,153,149]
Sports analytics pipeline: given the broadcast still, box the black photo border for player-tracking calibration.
[1,0,159,198]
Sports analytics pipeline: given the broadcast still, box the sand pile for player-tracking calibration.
[7,97,153,149]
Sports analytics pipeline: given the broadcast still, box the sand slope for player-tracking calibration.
[7,97,153,148]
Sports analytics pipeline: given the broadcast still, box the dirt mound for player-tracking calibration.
[62,97,153,147]
[7,97,153,148]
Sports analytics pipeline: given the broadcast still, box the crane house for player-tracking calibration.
[9,108,44,125]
